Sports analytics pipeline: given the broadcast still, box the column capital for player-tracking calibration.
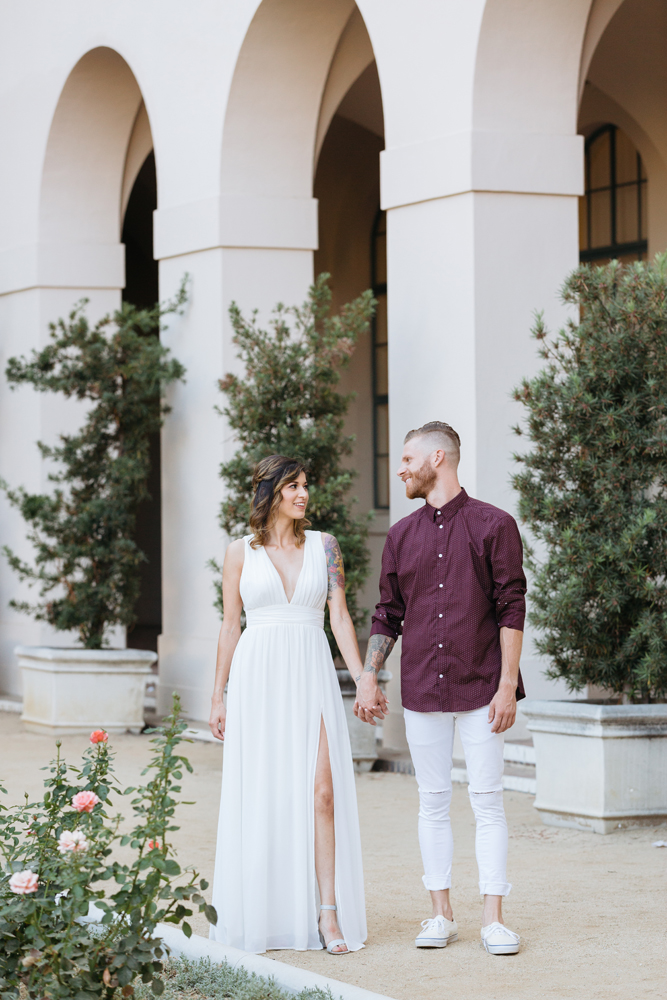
[153,194,319,260]
[0,243,125,296]
[380,131,584,210]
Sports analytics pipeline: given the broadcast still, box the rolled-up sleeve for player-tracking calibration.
[490,516,527,631]
[370,533,405,640]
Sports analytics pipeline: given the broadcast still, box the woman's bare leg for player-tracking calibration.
[314,719,347,953]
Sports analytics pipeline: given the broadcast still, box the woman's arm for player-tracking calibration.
[322,534,388,724]
[208,538,245,741]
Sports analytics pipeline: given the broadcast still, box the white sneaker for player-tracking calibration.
[415,915,458,948]
[480,921,520,955]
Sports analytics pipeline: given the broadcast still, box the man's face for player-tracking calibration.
[397,438,437,499]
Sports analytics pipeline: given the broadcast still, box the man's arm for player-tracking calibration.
[355,533,403,726]
[488,626,523,733]
[354,634,394,725]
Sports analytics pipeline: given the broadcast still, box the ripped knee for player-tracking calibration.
[418,787,452,822]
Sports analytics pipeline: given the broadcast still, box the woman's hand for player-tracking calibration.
[209,698,227,741]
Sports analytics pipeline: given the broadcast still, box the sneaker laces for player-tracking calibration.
[481,922,519,943]
[420,915,447,931]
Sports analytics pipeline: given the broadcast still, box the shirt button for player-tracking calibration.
[437,511,441,515]
[439,525,443,529]
[439,674,443,678]
[439,614,443,618]
[438,644,443,648]
[438,553,442,558]
[439,583,443,588]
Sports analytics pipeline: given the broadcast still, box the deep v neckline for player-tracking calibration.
[262,535,307,605]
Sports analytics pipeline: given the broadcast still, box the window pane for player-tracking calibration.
[589,189,612,248]
[579,194,589,251]
[374,213,387,285]
[615,130,638,185]
[375,456,389,509]
[374,293,387,346]
[589,130,611,189]
[640,180,648,240]
[616,183,640,244]
[375,402,389,454]
[615,252,642,266]
[374,343,388,395]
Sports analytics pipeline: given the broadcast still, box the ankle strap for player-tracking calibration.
[320,904,337,911]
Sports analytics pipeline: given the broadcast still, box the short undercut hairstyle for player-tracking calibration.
[404,421,461,464]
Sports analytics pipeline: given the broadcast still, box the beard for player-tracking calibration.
[404,461,437,499]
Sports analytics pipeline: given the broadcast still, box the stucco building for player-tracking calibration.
[0,1,662,735]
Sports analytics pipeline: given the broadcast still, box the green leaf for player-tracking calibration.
[204,904,218,925]
[181,921,192,938]
[151,978,165,996]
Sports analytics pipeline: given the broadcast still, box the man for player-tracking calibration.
[355,421,525,956]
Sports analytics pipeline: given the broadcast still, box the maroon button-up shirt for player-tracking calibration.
[370,488,526,713]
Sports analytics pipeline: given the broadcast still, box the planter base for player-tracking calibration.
[522,699,667,835]
[17,645,157,736]
[535,807,667,835]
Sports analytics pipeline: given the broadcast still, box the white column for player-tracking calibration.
[380,130,584,735]
[0,245,124,696]
[154,195,317,720]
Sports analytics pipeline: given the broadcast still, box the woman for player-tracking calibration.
[209,455,368,955]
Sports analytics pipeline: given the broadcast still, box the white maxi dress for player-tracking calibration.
[210,530,367,953]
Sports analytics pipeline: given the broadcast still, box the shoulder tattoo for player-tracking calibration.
[323,534,345,598]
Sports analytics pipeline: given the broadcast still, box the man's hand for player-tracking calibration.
[488,681,516,734]
[354,673,388,726]
[353,634,394,725]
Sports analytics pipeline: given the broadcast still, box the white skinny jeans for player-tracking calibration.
[404,705,511,897]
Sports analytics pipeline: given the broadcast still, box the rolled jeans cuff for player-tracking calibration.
[479,881,511,897]
[422,874,452,891]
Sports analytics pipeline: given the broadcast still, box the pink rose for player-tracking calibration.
[89,730,108,744]
[57,830,89,854]
[9,870,39,895]
[147,839,160,850]
[71,791,99,813]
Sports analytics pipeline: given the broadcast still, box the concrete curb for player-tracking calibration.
[156,924,397,1000]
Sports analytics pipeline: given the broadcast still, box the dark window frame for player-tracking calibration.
[371,208,389,510]
[580,123,647,264]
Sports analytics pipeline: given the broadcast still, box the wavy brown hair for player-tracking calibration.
[249,455,310,549]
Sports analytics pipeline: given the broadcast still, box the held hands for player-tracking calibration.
[488,681,516,734]
[209,698,227,741]
[353,672,389,726]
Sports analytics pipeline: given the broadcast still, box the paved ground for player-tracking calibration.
[1,713,665,1000]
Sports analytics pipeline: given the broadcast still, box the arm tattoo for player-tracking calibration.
[324,534,345,599]
[356,634,395,681]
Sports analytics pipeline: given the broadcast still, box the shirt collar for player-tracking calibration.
[424,488,469,522]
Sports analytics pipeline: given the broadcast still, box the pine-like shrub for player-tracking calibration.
[512,255,667,702]
[1,292,186,649]
[213,274,375,654]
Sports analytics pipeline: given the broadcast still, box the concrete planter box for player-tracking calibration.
[521,699,667,834]
[17,645,157,736]
[337,667,391,772]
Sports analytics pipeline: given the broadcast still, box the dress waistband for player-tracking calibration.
[245,605,324,629]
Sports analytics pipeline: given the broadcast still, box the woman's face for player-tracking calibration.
[278,471,309,520]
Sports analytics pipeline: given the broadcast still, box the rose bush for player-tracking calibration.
[0,695,216,999]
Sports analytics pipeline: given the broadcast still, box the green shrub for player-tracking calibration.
[512,255,667,702]
[134,956,338,1000]
[1,290,186,649]
[213,274,375,655]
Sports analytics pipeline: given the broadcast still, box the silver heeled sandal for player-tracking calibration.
[318,904,349,955]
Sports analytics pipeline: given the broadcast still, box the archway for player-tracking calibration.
[578,0,667,255]
[219,0,386,537]
[38,48,161,652]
